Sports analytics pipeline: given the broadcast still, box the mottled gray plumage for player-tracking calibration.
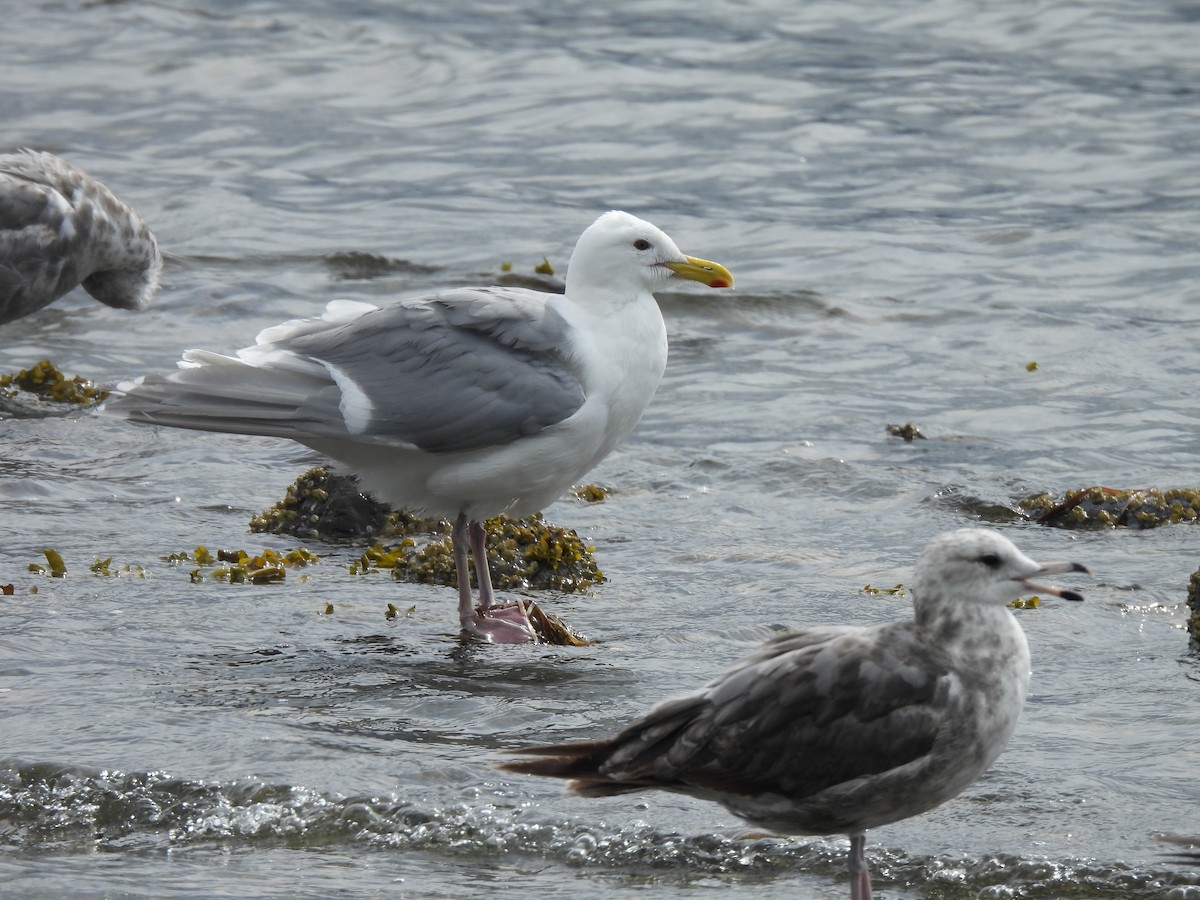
[109,211,733,643]
[502,529,1088,898]
[0,149,161,325]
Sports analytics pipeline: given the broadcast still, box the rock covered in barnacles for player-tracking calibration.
[1020,486,1200,530]
[254,467,605,592]
[386,512,604,593]
[249,467,396,541]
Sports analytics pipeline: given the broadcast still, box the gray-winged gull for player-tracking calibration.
[110,210,733,642]
[500,528,1088,898]
[0,149,161,325]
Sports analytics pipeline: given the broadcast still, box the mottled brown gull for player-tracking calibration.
[0,149,161,325]
[501,528,1088,898]
[109,210,733,643]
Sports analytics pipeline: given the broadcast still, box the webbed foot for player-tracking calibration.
[463,600,537,644]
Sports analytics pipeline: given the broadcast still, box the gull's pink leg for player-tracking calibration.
[452,514,474,627]
[458,518,536,644]
[848,833,873,900]
[469,518,497,611]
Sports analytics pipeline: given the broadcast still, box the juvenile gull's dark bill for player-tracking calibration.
[109,210,733,643]
[500,528,1088,899]
[0,149,161,325]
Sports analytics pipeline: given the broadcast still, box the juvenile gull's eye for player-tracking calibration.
[633,239,651,251]
[978,553,1002,569]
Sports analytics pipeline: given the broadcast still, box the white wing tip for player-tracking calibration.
[112,376,146,394]
[323,299,379,321]
[251,299,377,348]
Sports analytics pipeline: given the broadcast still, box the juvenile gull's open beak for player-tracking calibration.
[662,256,734,289]
[1018,561,1090,602]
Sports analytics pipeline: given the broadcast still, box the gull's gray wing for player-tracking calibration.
[115,288,587,454]
[281,287,585,453]
[593,624,949,799]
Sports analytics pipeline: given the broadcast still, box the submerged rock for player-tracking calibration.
[494,270,565,293]
[323,252,438,281]
[1020,486,1200,530]
[495,254,566,293]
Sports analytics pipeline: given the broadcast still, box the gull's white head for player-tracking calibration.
[912,528,1088,614]
[565,210,733,302]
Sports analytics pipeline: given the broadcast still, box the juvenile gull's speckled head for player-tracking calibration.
[0,149,160,325]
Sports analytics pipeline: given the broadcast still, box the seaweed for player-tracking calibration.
[885,422,925,442]
[164,546,319,584]
[573,484,611,503]
[28,549,68,578]
[0,360,109,407]
[861,581,1040,609]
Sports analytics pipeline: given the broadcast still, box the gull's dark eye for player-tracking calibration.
[978,553,1003,569]
[633,239,652,251]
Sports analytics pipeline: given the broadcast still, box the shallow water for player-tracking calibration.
[3,0,1200,897]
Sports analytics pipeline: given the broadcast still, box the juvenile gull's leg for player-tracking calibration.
[848,833,873,900]
[462,518,536,643]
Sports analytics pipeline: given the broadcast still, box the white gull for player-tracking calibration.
[501,528,1088,898]
[109,210,733,642]
[0,149,161,325]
